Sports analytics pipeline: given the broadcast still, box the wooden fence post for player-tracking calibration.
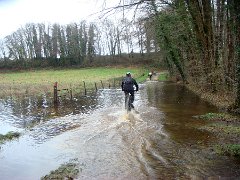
[69,84,72,100]
[95,82,98,91]
[100,80,104,89]
[83,81,87,95]
[54,82,58,104]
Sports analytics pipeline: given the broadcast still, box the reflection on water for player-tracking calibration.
[146,82,218,144]
[0,82,239,179]
[0,92,99,133]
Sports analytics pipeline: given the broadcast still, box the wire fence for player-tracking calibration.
[53,77,123,104]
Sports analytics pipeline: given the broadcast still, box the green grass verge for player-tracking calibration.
[0,131,21,144]
[0,67,146,97]
[158,71,169,81]
[135,71,149,83]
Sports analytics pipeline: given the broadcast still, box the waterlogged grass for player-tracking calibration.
[0,67,145,97]
[0,131,21,144]
[41,159,80,180]
[195,112,226,120]
[215,144,240,157]
[194,112,238,122]
[195,112,240,157]
[202,123,240,135]
[198,113,240,137]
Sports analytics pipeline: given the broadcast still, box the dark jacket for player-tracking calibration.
[121,76,138,92]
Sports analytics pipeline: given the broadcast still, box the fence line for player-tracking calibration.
[53,78,123,104]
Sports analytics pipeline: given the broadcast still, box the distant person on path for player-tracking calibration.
[148,72,153,80]
[121,72,139,108]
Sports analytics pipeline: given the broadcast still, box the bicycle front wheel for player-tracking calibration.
[125,93,131,111]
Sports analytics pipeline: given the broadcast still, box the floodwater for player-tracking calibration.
[0,81,239,179]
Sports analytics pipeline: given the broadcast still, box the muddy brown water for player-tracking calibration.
[0,81,239,179]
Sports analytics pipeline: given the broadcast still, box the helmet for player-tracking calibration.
[126,72,131,75]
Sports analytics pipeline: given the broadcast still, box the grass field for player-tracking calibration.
[0,67,147,98]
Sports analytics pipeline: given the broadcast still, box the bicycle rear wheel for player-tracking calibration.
[125,93,131,112]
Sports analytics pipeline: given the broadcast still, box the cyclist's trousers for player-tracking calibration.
[124,91,134,104]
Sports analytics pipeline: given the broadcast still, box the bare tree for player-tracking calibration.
[0,39,7,61]
[102,19,118,57]
[51,24,59,59]
[79,21,88,62]
[87,23,96,63]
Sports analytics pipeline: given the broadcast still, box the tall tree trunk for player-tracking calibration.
[225,0,235,90]
[233,0,240,107]
[186,0,216,90]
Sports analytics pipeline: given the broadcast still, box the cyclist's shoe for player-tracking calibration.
[130,104,134,108]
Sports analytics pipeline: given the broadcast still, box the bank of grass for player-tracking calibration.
[0,131,21,144]
[0,67,146,98]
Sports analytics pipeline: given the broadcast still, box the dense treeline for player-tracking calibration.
[0,18,159,68]
[136,0,240,108]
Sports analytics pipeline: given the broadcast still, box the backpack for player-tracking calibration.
[123,77,133,85]
[123,77,134,91]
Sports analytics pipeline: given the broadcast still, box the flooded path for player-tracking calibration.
[0,81,240,179]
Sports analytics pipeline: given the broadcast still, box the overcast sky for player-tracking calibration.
[0,0,126,38]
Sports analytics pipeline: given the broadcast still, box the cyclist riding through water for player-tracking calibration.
[121,72,139,109]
